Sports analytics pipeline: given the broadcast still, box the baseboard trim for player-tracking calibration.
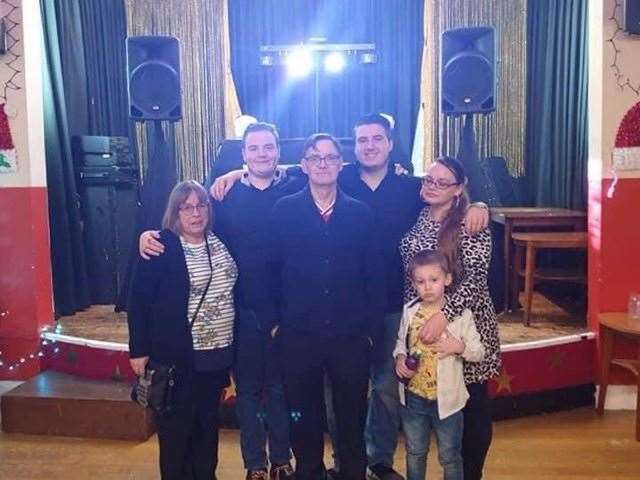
[595,384,638,410]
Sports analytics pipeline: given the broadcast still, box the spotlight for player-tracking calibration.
[360,52,377,64]
[323,52,346,73]
[259,54,274,67]
[286,47,314,78]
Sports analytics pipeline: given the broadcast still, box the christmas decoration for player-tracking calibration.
[615,101,640,147]
[0,103,16,172]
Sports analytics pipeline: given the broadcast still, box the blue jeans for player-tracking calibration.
[365,311,402,468]
[400,392,463,480]
[235,310,290,470]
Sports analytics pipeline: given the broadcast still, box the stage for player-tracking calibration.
[38,290,596,420]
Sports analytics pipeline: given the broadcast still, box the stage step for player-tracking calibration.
[0,371,155,441]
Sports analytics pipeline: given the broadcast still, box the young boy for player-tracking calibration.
[394,250,484,480]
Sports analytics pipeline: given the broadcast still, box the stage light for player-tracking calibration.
[260,54,274,67]
[360,52,377,64]
[324,52,346,73]
[286,47,314,78]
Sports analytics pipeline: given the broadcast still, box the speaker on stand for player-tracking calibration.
[115,36,182,311]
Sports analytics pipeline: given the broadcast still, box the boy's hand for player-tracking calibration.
[395,354,417,379]
[210,170,244,201]
[418,311,447,344]
[431,330,465,359]
[139,230,164,260]
[464,203,489,234]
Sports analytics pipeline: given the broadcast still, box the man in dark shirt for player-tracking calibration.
[269,134,385,480]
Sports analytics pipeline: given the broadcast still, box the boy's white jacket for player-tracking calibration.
[393,299,485,419]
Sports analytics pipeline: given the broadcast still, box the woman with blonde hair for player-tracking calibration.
[128,180,237,480]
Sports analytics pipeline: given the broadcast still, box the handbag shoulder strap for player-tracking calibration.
[189,235,214,331]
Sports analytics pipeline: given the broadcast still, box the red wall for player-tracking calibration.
[0,187,54,379]
[589,177,640,384]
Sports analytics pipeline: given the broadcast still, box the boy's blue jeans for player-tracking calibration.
[234,310,290,470]
[400,392,463,480]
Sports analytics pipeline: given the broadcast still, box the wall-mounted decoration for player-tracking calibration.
[612,101,640,171]
[0,102,16,172]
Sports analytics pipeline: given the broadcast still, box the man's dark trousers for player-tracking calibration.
[278,328,370,480]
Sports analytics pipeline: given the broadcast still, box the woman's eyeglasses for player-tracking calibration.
[422,176,460,190]
[304,154,342,166]
[178,203,208,215]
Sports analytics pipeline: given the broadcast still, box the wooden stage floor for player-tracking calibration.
[0,408,638,479]
[54,291,588,347]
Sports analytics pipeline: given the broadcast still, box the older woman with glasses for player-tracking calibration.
[128,180,237,480]
[398,157,501,480]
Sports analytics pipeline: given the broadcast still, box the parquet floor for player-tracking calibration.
[0,408,638,479]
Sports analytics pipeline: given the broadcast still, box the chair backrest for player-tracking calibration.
[209,138,356,181]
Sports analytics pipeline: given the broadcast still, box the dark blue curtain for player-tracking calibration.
[229,0,423,160]
[525,0,588,210]
[41,0,91,315]
[79,0,129,136]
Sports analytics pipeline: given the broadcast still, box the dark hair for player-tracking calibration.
[433,156,469,281]
[301,133,343,158]
[408,249,451,280]
[242,122,280,148]
[161,180,212,235]
[353,113,393,140]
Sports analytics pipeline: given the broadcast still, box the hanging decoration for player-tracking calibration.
[0,102,16,172]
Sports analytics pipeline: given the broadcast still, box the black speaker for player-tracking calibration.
[72,135,133,167]
[78,165,139,304]
[126,36,182,121]
[441,26,496,115]
[624,0,640,34]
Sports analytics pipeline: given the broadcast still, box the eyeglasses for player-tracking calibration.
[422,176,460,190]
[178,203,209,215]
[304,154,342,166]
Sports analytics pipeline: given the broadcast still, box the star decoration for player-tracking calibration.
[493,368,514,393]
[65,349,78,366]
[111,364,123,381]
[222,376,236,402]
[549,351,566,370]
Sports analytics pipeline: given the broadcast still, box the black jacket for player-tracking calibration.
[127,230,194,371]
[268,187,386,339]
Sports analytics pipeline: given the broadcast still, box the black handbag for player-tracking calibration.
[131,360,177,416]
[131,237,214,416]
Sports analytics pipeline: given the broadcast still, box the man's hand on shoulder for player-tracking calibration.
[464,202,489,234]
[210,169,244,201]
[139,230,164,260]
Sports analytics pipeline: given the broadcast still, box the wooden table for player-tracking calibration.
[491,207,586,312]
[597,312,640,441]
[512,232,587,325]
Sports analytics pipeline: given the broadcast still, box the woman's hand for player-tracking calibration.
[139,230,163,260]
[418,311,447,344]
[130,356,149,376]
[210,170,244,201]
[431,330,465,359]
[464,203,489,234]
[395,354,417,380]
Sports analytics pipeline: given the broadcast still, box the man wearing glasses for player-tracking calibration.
[267,133,386,480]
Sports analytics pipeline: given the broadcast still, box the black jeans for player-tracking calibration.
[155,369,228,480]
[462,382,493,480]
[278,329,371,480]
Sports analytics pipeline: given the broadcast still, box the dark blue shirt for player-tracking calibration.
[268,186,386,338]
[213,175,304,330]
[337,164,423,313]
